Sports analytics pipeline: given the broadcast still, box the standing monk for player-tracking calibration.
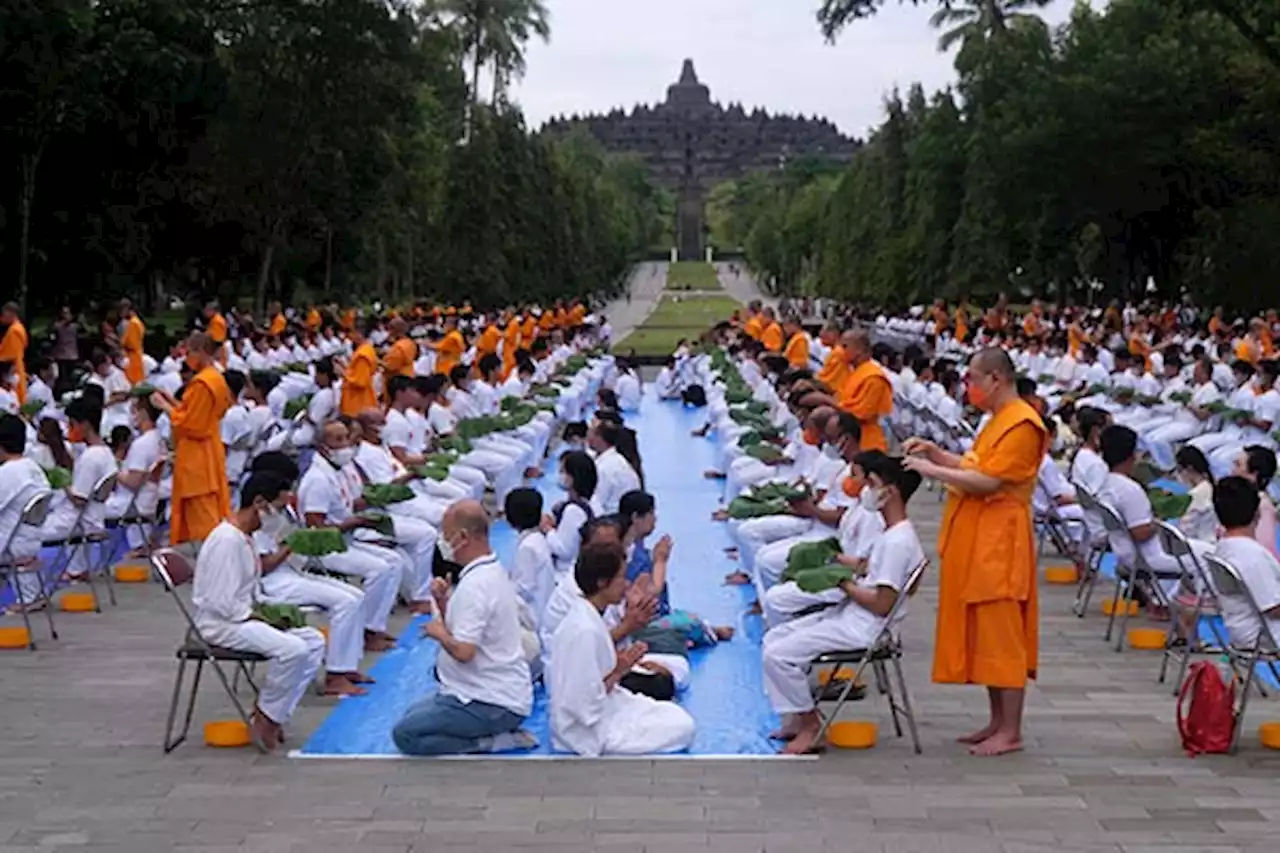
[204,302,228,366]
[0,303,29,405]
[501,310,522,379]
[475,317,501,366]
[381,318,416,402]
[119,299,146,385]
[340,322,379,416]
[432,316,465,378]
[152,333,232,547]
[902,348,1048,757]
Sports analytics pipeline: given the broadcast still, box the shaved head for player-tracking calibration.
[840,329,872,361]
[187,331,218,355]
[443,499,490,540]
[356,409,385,431]
[970,347,1017,381]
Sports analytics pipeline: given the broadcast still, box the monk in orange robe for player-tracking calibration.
[0,302,29,405]
[814,324,849,389]
[432,317,466,378]
[204,302,228,366]
[1208,307,1224,339]
[501,312,521,378]
[380,318,416,402]
[305,305,322,331]
[799,330,893,452]
[759,308,784,353]
[476,320,501,365]
[340,324,379,416]
[521,311,537,344]
[569,301,587,327]
[743,300,765,340]
[153,334,232,546]
[782,318,809,369]
[954,302,969,344]
[903,348,1048,757]
[931,299,950,334]
[119,299,146,385]
[268,301,287,337]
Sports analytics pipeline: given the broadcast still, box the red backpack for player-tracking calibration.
[1176,660,1237,756]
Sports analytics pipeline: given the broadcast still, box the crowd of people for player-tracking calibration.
[2,284,1280,758]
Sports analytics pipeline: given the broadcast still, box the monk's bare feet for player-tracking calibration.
[711,509,730,522]
[724,570,751,585]
[407,600,434,615]
[704,469,726,480]
[322,673,367,697]
[957,722,1000,745]
[345,671,376,685]
[714,625,735,641]
[969,733,1023,757]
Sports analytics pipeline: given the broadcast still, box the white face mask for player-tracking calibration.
[860,483,886,512]
[328,447,355,468]
[438,534,459,564]
[559,473,573,490]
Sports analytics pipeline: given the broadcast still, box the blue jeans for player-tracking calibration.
[392,692,524,756]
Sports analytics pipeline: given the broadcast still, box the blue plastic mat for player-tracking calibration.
[296,392,782,758]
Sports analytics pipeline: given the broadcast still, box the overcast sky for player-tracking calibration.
[511,0,1075,139]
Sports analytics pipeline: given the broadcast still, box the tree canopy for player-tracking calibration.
[0,0,663,317]
[719,0,1280,309]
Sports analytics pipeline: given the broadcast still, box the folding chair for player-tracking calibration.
[1155,521,1230,693]
[1093,497,1184,651]
[1035,481,1083,562]
[149,548,269,754]
[810,557,929,754]
[105,458,169,565]
[42,473,119,610]
[1201,552,1280,754]
[0,492,58,649]
[1071,485,1110,618]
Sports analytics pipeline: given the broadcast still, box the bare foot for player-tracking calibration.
[746,601,762,616]
[957,722,1000,745]
[781,724,823,755]
[250,712,281,751]
[968,733,1024,757]
[770,717,800,741]
[344,671,376,685]
[724,571,751,585]
[364,632,396,652]
[711,509,730,522]
[714,625,735,641]
[407,600,434,615]
[322,674,367,697]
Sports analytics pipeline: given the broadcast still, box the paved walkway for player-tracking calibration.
[603,262,774,343]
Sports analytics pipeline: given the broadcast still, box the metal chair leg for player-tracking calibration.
[891,653,923,755]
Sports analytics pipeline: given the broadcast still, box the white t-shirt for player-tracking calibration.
[427,402,457,437]
[1098,472,1172,572]
[834,519,923,644]
[1215,536,1280,648]
[0,457,52,558]
[72,444,117,531]
[353,441,399,485]
[120,428,164,516]
[383,408,415,454]
[297,455,355,524]
[436,554,533,715]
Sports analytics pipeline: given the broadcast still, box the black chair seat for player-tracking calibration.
[813,646,894,665]
[177,641,269,663]
[43,532,109,547]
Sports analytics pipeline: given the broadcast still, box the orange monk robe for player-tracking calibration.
[381,337,416,403]
[435,329,465,378]
[816,345,849,389]
[569,304,587,326]
[836,360,893,452]
[743,314,764,340]
[954,309,969,344]
[1208,316,1223,338]
[269,313,286,337]
[120,315,146,385]
[169,367,233,545]
[555,309,570,329]
[305,309,321,331]
[760,322,784,353]
[538,312,556,333]
[340,341,379,416]
[1021,314,1039,338]
[476,324,501,361]
[501,318,521,378]
[0,319,28,404]
[932,307,950,333]
[521,316,537,343]
[1067,324,1083,358]
[208,313,228,366]
[1128,334,1152,372]
[1262,327,1275,357]
[1236,338,1261,365]
[783,332,809,370]
[341,309,356,332]
[932,399,1048,689]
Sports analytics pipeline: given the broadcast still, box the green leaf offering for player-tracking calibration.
[794,563,854,594]
[252,602,308,631]
[1085,383,1108,396]
[44,467,72,489]
[725,495,789,519]
[283,394,313,420]
[1168,391,1192,405]
[282,362,309,374]
[748,481,810,503]
[1223,408,1252,426]
[18,400,45,418]
[284,527,347,556]
[362,483,415,507]
[782,537,842,582]
[1132,459,1161,487]
[1037,373,1055,384]
[744,444,786,464]
[725,388,751,405]
[129,384,157,398]
[417,463,450,482]
[1147,487,1193,520]
[1137,395,1161,407]
[362,512,396,537]
[1206,400,1229,414]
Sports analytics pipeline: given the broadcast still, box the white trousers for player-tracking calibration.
[763,582,845,628]
[317,542,403,633]
[734,516,812,576]
[392,495,447,528]
[198,619,324,724]
[461,449,524,503]
[754,526,837,591]
[762,609,875,715]
[725,457,778,503]
[261,567,365,672]
[380,517,437,602]
[595,688,695,756]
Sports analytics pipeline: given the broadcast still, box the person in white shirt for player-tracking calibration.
[1188,360,1258,459]
[23,358,56,413]
[86,350,132,434]
[542,450,597,576]
[1206,360,1280,476]
[191,474,326,749]
[291,357,337,448]
[391,500,535,755]
[587,420,640,515]
[548,539,695,756]
[763,453,925,755]
[246,452,372,697]
[220,371,256,491]
[505,488,555,626]
[613,361,642,412]
[106,396,166,555]
[0,415,54,612]
[1212,476,1280,650]
[297,421,407,651]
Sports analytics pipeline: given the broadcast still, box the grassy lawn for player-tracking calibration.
[613,293,741,356]
[664,261,721,291]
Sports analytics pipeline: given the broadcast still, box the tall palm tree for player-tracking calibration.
[929,0,1051,53]
[437,0,548,122]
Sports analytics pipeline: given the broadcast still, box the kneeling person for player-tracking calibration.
[549,541,695,757]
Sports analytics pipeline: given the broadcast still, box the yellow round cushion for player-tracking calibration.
[1127,627,1167,650]
[1102,599,1141,617]
[1258,722,1280,750]
[0,626,32,650]
[827,721,877,750]
[58,591,97,612]
[113,564,150,583]
[1044,566,1078,585]
[204,720,252,748]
